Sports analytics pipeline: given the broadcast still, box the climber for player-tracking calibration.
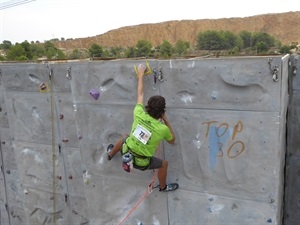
[107,64,178,192]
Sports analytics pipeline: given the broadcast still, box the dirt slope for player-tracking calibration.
[55,11,300,50]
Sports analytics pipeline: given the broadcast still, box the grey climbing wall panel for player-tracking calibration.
[284,54,300,225]
[0,56,289,225]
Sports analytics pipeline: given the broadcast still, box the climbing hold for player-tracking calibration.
[90,89,100,100]
[231,203,238,211]
[134,60,152,77]
[39,83,47,90]
[59,113,64,119]
[83,170,91,184]
[267,218,272,223]
[68,175,73,179]
[78,134,82,140]
[6,169,10,174]
[62,138,69,143]
[40,83,46,90]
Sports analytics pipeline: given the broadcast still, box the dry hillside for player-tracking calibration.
[55,11,300,51]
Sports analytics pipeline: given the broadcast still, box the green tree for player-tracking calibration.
[21,40,33,59]
[15,55,28,61]
[124,47,135,58]
[175,39,190,56]
[110,47,123,58]
[89,43,103,57]
[102,49,110,57]
[255,41,269,53]
[239,31,252,48]
[44,41,56,51]
[135,40,152,57]
[0,40,12,50]
[69,49,81,59]
[45,46,57,59]
[220,31,243,50]
[56,49,66,59]
[197,30,226,50]
[30,43,45,59]
[252,32,275,48]
[42,41,66,59]
[6,44,27,60]
[159,40,174,58]
[280,45,292,54]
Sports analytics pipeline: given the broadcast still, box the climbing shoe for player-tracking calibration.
[159,183,179,192]
[107,144,114,161]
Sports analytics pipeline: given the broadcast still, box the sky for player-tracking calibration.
[0,0,299,44]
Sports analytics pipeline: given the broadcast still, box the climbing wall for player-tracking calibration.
[0,56,289,225]
[284,54,300,225]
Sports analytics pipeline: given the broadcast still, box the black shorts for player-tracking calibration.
[148,156,163,169]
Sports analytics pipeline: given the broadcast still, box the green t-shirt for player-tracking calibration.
[126,104,172,166]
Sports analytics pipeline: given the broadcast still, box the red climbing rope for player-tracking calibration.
[118,145,161,225]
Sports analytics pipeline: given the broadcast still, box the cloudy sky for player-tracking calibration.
[0,0,299,44]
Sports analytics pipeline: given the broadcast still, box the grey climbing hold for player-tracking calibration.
[231,203,238,211]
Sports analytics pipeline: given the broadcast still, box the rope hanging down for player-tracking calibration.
[118,145,161,225]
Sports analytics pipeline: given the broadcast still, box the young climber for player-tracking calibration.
[107,64,178,192]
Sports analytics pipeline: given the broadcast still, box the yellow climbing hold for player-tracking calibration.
[134,60,152,77]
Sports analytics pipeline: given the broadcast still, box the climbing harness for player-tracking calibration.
[122,141,151,172]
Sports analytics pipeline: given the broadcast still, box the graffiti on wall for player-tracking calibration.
[202,120,245,171]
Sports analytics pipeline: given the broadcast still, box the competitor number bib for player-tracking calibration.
[132,124,152,144]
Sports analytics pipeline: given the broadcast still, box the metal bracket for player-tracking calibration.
[153,67,157,84]
[158,67,164,82]
[66,67,72,80]
[46,64,53,83]
[152,67,164,84]
[292,56,298,76]
[268,58,279,82]
[0,67,2,85]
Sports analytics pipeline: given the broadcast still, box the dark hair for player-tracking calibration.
[145,95,166,119]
